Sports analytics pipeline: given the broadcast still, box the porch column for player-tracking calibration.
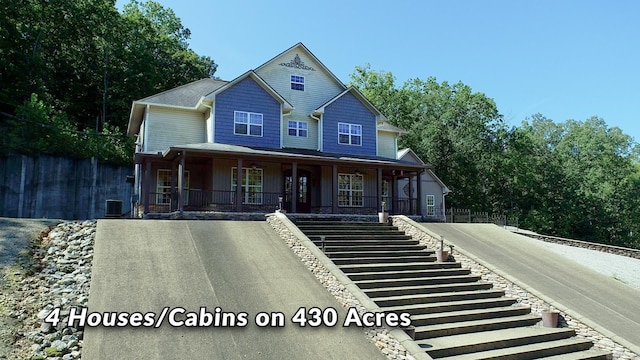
[391,174,397,214]
[408,173,414,214]
[291,162,298,213]
[377,168,383,212]
[143,159,151,213]
[236,158,243,212]
[416,170,422,216]
[178,152,186,214]
[332,165,338,214]
[171,160,177,211]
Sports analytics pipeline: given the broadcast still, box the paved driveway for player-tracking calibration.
[84,220,386,360]
[423,223,640,352]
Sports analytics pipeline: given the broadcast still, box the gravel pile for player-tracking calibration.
[9,221,95,360]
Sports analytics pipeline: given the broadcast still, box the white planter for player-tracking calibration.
[542,310,559,328]
[436,250,449,262]
[378,212,388,223]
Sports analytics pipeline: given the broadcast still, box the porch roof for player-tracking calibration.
[135,143,429,170]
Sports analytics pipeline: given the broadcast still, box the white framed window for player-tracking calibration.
[234,111,263,136]
[156,169,190,205]
[426,195,435,216]
[338,122,362,146]
[288,120,308,137]
[291,75,304,91]
[338,173,364,207]
[231,167,263,205]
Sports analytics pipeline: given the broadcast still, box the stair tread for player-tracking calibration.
[373,288,504,302]
[411,305,531,321]
[362,281,493,292]
[355,274,478,285]
[417,327,575,352]
[435,337,594,360]
[414,314,541,333]
[382,297,519,313]
[340,261,461,269]
[541,349,611,360]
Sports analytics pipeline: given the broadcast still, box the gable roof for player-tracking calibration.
[313,87,387,121]
[127,78,227,136]
[255,42,347,91]
[205,70,293,112]
[397,148,425,164]
[378,121,408,134]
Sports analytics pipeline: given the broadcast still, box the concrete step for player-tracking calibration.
[323,245,426,253]
[410,306,532,327]
[295,221,388,226]
[340,261,462,273]
[418,327,576,358]
[331,255,436,265]
[413,314,541,340]
[383,297,519,315]
[355,274,481,290]
[327,250,433,258]
[308,234,414,241]
[372,289,506,307]
[542,349,611,360]
[364,282,493,298]
[312,239,420,246]
[435,337,595,360]
[347,268,470,281]
[302,228,401,234]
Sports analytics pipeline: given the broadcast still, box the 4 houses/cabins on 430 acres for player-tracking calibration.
[127,43,449,219]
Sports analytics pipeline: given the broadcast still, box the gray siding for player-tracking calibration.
[146,107,206,152]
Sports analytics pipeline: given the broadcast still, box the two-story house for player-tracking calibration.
[127,43,449,219]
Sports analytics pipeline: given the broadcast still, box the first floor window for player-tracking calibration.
[382,179,390,211]
[156,169,190,205]
[288,120,308,137]
[234,111,263,136]
[338,122,362,146]
[426,195,435,216]
[338,173,363,207]
[232,167,263,204]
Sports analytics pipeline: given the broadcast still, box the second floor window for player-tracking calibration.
[291,75,304,91]
[234,111,263,136]
[288,120,308,137]
[338,122,362,146]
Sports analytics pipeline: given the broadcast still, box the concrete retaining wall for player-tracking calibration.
[0,155,133,220]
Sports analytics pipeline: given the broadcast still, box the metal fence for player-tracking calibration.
[445,208,519,227]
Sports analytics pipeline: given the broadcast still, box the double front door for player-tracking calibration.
[284,169,310,213]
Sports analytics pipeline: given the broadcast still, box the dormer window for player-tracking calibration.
[291,75,305,91]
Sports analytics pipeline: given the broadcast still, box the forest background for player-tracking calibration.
[1,0,638,248]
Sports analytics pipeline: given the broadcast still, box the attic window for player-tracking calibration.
[291,75,305,91]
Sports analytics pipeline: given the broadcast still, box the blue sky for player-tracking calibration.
[117,0,640,143]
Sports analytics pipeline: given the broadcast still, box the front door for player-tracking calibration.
[284,170,311,213]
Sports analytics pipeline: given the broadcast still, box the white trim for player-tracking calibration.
[287,120,308,137]
[234,111,263,137]
[143,104,149,152]
[338,122,363,146]
[231,167,264,205]
[156,169,190,205]
[337,173,364,207]
[290,74,305,91]
[426,194,436,216]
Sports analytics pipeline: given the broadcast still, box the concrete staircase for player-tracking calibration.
[295,220,610,360]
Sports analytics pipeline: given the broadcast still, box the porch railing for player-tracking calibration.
[144,191,420,215]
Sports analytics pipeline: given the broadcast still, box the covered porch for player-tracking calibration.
[134,143,428,217]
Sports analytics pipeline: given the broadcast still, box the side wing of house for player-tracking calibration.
[397,149,450,221]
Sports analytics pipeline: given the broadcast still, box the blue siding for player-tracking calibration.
[322,92,377,156]
[214,77,281,148]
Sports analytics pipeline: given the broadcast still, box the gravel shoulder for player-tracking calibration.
[537,240,640,290]
[0,218,61,359]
